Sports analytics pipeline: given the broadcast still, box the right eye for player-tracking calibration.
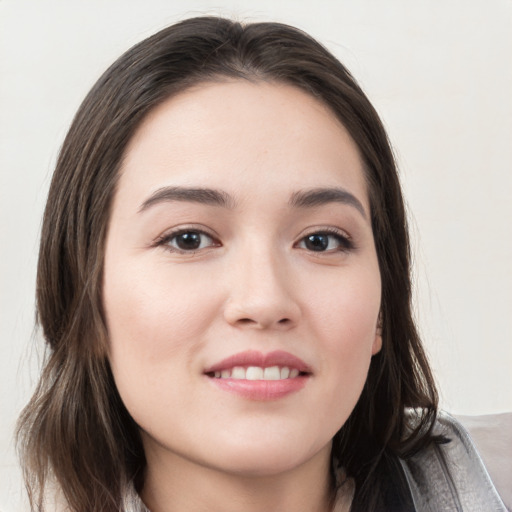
[157,229,219,253]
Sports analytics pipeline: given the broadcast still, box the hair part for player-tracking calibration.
[17,16,438,511]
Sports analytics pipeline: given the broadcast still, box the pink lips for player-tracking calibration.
[204,350,311,374]
[204,350,311,401]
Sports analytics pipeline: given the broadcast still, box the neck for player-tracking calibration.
[139,444,349,512]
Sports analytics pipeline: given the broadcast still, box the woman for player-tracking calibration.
[17,16,506,512]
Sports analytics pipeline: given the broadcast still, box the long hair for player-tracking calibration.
[17,16,438,511]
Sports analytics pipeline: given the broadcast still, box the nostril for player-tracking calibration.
[234,317,292,328]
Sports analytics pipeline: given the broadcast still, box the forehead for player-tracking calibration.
[117,80,369,210]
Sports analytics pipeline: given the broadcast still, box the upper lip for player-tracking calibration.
[204,350,311,374]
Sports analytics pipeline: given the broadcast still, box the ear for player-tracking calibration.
[372,314,383,355]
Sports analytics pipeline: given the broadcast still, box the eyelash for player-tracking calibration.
[154,227,220,254]
[296,228,355,253]
[154,227,355,255]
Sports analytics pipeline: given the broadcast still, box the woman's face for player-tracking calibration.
[103,81,382,478]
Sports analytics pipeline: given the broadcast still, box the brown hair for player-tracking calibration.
[17,16,438,511]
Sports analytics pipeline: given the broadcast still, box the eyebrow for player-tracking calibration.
[139,185,367,218]
[139,186,236,212]
[289,187,367,218]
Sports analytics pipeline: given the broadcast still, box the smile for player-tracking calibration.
[204,350,311,400]
[210,366,301,380]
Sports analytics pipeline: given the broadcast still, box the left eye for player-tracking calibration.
[297,232,352,252]
[162,230,217,252]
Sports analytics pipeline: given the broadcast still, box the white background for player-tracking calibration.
[1,0,511,510]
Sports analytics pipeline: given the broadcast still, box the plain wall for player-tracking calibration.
[1,0,511,509]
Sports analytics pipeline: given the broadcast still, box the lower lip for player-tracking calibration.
[207,375,308,400]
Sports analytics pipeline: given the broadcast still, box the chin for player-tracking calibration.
[214,454,310,477]
[205,436,331,478]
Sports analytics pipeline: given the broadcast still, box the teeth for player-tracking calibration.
[246,366,264,380]
[212,366,302,380]
[263,366,281,380]
[231,367,246,379]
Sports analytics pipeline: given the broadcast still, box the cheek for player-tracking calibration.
[309,268,381,346]
[304,264,381,400]
[103,261,222,390]
[103,264,219,430]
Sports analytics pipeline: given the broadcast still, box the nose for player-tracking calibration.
[223,245,301,330]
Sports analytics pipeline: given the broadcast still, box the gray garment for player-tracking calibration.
[400,412,507,511]
[124,412,507,511]
[123,487,149,512]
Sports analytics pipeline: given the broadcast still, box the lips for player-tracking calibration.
[204,350,311,375]
[204,350,311,400]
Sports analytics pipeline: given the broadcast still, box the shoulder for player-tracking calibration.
[400,411,509,511]
[456,412,512,511]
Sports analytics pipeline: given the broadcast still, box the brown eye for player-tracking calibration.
[298,231,353,252]
[174,232,203,250]
[304,234,329,251]
[162,230,217,252]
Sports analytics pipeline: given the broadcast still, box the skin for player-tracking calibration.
[103,80,382,512]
